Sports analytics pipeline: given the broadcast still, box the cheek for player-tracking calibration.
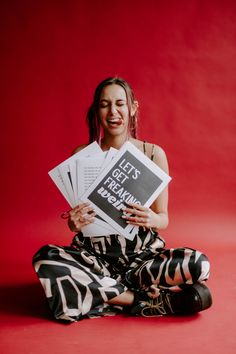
[122,108,130,123]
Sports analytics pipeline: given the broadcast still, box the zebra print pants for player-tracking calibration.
[33,230,210,322]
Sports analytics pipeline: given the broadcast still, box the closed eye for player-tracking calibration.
[99,101,109,108]
[99,99,127,108]
[116,100,126,107]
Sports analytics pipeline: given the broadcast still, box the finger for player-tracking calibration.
[80,206,95,217]
[79,211,96,222]
[69,203,92,218]
[77,202,91,209]
[122,210,148,220]
[123,206,141,215]
[73,202,91,213]
[82,211,96,220]
[80,216,96,226]
[123,206,149,217]
[125,203,147,211]
[73,215,95,230]
[122,215,148,225]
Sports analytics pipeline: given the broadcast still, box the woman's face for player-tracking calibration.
[98,84,131,137]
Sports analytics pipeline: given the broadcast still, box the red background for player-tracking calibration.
[1,0,236,270]
[1,1,236,353]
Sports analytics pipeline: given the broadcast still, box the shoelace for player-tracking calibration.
[140,292,175,317]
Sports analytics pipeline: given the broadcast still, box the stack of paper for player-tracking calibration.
[49,141,171,240]
[48,142,118,237]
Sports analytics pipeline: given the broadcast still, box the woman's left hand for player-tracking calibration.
[122,203,160,230]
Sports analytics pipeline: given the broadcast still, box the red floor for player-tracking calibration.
[1,213,235,354]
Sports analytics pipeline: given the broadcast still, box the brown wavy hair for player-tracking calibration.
[86,77,138,143]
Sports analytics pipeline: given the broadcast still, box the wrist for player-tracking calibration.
[153,214,161,231]
[152,212,168,231]
[68,219,81,233]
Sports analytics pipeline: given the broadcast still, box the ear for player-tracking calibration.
[131,100,139,116]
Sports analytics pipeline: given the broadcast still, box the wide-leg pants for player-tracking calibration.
[33,231,210,322]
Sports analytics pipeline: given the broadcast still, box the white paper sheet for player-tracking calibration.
[48,143,118,237]
[48,141,102,207]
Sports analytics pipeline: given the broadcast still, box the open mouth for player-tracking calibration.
[107,118,123,126]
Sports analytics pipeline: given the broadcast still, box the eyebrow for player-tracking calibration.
[99,98,126,102]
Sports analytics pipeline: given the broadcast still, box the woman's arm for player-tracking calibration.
[150,144,169,230]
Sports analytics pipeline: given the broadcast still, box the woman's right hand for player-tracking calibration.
[68,202,96,232]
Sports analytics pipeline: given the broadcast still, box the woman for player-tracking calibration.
[33,77,212,322]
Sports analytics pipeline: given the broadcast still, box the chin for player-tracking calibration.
[110,130,127,137]
[106,125,128,135]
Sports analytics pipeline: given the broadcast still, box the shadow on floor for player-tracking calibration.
[0,282,204,325]
[0,282,52,321]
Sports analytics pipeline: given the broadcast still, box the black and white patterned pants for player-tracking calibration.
[33,230,210,322]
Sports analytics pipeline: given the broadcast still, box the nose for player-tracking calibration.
[110,104,117,115]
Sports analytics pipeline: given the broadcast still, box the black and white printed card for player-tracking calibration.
[81,142,171,240]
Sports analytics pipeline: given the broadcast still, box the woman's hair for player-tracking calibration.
[86,77,138,143]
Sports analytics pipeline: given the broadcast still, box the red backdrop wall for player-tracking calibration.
[1,0,236,269]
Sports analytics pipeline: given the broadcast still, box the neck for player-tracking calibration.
[101,134,132,151]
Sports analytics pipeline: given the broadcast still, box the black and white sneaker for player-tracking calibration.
[129,283,212,317]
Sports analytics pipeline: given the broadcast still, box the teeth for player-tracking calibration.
[108,118,121,123]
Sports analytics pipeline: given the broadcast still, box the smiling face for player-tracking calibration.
[98,84,133,138]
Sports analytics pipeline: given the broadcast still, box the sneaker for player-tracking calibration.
[129,283,212,317]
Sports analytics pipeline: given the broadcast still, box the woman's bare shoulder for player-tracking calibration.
[135,139,169,173]
[71,144,88,155]
[152,143,169,173]
[152,143,167,160]
[130,138,168,171]
[132,139,167,159]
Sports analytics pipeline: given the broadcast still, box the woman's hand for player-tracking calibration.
[121,203,163,231]
[68,202,96,232]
